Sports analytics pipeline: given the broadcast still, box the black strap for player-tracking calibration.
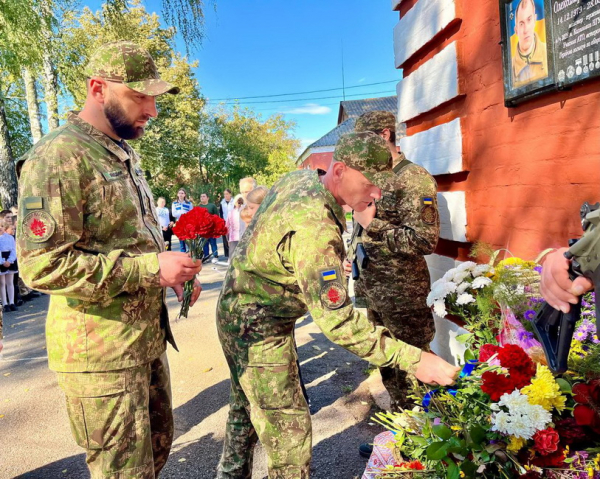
[393,157,412,175]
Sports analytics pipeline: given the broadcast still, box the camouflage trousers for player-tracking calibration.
[367,308,435,412]
[56,353,173,479]
[217,333,311,479]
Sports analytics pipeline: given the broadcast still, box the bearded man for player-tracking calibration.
[16,41,203,478]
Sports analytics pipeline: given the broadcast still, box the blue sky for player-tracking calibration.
[86,1,401,154]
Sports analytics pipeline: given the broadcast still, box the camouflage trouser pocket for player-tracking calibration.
[241,335,298,410]
[57,372,130,451]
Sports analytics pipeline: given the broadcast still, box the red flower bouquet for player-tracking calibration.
[172,207,227,318]
[572,380,600,433]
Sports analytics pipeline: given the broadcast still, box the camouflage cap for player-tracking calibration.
[85,41,179,96]
[333,132,393,188]
[355,110,396,133]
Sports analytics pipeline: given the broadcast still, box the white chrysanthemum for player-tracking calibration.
[427,279,451,305]
[492,391,551,439]
[471,276,492,289]
[457,282,470,294]
[456,293,475,305]
[453,271,471,284]
[432,300,447,318]
[442,269,457,281]
[472,264,492,277]
[455,261,477,273]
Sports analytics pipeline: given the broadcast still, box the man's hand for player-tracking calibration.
[3,262,9,268]
[343,259,352,277]
[540,247,593,313]
[354,203,377,229]
[413,351,461,387]
[170,278,202,304]
[158,252,202,288]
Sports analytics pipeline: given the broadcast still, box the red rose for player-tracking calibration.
[478,344,500,362]
[532,428,560,456]
[572,380,600,433]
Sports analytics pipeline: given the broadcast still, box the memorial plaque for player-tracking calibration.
[500,0,556,105]
[550,0,600,86]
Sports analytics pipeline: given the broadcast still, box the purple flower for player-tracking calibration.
[517,329,541,349]
[433,418,442,426]
[574,330,588,341]
[534,265,543,273]
[524,309,536,321]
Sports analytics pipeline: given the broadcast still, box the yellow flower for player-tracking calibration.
[460,472,465,478]
[496,257,537,270]
[521,364,566,412]
[507,435,526,453]
[451,425,462,431]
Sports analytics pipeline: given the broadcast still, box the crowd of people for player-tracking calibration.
[7,40,590,479]
[152,177,268,265]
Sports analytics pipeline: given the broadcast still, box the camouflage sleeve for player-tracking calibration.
[366,168,439,257]
[17,157,161,302]
[289,222,422,373]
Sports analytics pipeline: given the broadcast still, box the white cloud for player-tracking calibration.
[283,103,332,115]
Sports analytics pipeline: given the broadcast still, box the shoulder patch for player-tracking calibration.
[421,205,437,225]
[320,281,347,310]
[22,211,56,243]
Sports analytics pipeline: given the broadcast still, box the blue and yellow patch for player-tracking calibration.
[321,269,337,281]
[422,197,434,205]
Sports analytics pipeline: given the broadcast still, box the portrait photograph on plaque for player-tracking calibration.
[500,0,555,105]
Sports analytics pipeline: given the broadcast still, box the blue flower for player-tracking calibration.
[524,310,536,321]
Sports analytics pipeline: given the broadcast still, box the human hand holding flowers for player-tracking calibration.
[172,207,227,318]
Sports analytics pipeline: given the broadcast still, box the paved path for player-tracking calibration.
[0,258,384,478]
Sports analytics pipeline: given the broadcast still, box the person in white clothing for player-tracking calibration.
[0,220,18,313]
[156,197,174,251]
[172,188,193,253]
[220,189,235,258]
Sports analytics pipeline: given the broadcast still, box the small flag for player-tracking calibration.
[422,197,433,205]
[321,269,337,281]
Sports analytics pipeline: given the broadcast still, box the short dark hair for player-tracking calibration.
[372,129,396,144]
[224,188,232,194]
[0,210,11,219]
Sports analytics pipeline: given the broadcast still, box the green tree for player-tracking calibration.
[198,106,299,194]
[61,0,205,193]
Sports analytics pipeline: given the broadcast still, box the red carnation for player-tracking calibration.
[554,418,588,447]
[396,460,425,470]
[481,371,515,402]
[478,344,500,362]
[532,428,560,456]
[572,380,600,433]
[519,472,542,479]
[530,446,566,468]
[497,344,536,378]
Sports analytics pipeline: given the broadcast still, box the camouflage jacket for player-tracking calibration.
[16,112,171,373]
[217,170,422,374]
[357,155,440,312]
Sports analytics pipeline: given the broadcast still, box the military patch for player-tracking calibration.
[22,210,56,243]
[23,196,43,210]
[321,269,338,281]
[422,196,434,205]
[320,281,347,310]
[421,205,437,225]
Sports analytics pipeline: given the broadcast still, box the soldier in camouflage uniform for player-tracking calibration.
[353,111,440,412]
[16,41,202,479]
[216,131,459,479]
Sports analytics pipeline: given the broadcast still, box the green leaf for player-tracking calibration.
[446,461,460,479]
[556,378,572,394]
[426,441,450,460]
[410,436,428,446]
[464,349,476,362]
[432,424,453,440]
[455,333,473,344]
[468,425,487,446]
[460,460,479,477]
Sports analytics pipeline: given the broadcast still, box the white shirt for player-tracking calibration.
[156,206,170,228]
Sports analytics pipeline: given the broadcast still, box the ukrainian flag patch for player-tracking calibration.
[422,197,434,205]
[321,269,337,281]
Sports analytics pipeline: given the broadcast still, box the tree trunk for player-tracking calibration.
[41,52,59,131]
[0,91,19,209]
[22,67,43,143]
[40,0,59,131]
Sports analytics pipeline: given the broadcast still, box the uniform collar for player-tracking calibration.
[315,170,347,233]
[67,111,137,163]
[513,34,546,76]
